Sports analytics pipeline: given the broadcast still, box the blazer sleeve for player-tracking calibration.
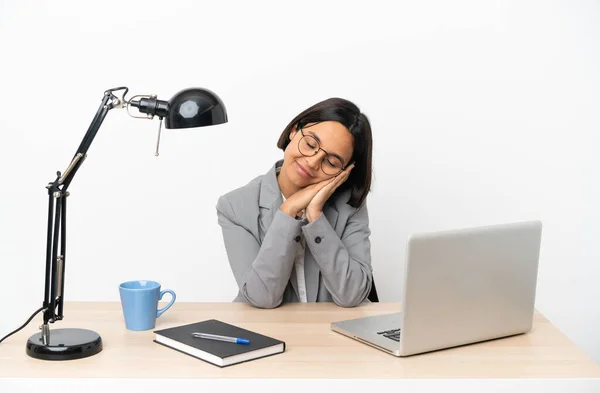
[216,195,303,309]
[302,202,373,307]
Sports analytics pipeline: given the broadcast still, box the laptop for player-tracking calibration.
[331,220,542,357]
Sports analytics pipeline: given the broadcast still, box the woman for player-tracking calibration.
[216,97,374,308]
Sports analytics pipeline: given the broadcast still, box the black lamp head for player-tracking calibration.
[165,88,228,129]
[130,88,228,129]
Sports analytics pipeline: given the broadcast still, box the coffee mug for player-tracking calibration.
[119,280,176,331]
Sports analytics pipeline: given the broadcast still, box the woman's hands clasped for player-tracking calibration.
[280,163,354,222]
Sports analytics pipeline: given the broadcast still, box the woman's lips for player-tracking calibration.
[295,161,314,178]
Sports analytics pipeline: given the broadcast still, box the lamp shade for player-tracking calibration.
[164,88,228,129]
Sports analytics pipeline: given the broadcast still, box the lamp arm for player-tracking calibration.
[59,87,128,191]
[41,87,128,330]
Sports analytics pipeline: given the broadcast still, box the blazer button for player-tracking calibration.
[294,235,301,242]
[315,236,322,244]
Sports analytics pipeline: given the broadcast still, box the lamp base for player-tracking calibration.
[26,328,102,360]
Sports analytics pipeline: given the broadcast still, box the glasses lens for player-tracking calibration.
[299,135,319,157]
[322,156,344,175]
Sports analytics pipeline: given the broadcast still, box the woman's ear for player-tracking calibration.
[289,126,297,141]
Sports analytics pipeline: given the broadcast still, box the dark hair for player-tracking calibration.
[277,98,373,208]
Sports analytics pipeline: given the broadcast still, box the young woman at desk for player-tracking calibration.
[216,98,374,308]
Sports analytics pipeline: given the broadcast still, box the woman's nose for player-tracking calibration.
[305,151,325,170]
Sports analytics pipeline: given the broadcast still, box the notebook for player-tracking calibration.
[153,319,286,367]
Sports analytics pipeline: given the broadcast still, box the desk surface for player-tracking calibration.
[1,302,599,379]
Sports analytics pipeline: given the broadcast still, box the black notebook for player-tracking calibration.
[153,319,285,367]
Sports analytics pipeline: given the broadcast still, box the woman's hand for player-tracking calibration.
[280,178,336,219]
[305,164,354,222]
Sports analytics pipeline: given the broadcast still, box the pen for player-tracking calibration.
[191,332,250,345]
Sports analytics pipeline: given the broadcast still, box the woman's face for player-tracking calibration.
[282,121,354,188]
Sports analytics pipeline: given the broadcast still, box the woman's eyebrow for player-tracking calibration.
[306,131,346,164]
[306,130,322,144]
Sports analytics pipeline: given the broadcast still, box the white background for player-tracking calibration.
[1,0,598,367]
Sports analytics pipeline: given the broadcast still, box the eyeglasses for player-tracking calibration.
[297,128,346,176]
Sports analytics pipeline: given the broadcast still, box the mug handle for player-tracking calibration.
[156,289,176,318]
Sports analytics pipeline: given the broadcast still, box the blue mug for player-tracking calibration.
[119,280,176,331]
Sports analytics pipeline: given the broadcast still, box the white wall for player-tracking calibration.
[1,0,598,364]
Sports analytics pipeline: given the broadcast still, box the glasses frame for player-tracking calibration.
[297,128,347,176]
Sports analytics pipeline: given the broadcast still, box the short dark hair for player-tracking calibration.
[277,98,373,208]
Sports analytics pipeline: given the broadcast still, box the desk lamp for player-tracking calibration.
[0,86,227,360]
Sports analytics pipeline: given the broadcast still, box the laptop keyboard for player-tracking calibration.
[377,328,401,342]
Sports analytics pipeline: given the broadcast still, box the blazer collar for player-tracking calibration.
[259,159,283,210]
[257,161,284,245]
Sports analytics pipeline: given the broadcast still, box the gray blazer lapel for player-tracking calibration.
[258,161,283,242]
